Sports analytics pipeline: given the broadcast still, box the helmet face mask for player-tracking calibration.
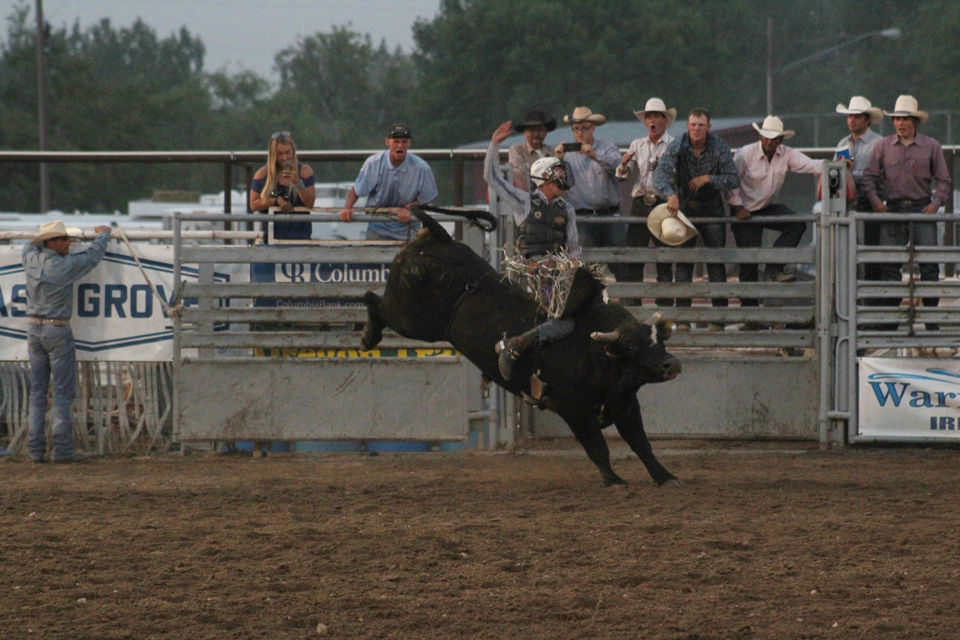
[529,157,574,191]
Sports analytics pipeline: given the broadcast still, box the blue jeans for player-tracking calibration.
[577,212,628,280]
[536,317,575,344]
[675,198,728,308]
[28,324,77,461]
[732,203,806,307]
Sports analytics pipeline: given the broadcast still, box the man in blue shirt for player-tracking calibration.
[23,220,111,463]
[338,124,439,241]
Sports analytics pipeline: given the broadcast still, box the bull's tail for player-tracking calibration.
[410,206,451,241]
[414,205,498,237]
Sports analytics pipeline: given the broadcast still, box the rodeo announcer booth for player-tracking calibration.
[23,220,111,463]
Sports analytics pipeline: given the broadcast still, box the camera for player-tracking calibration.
[562,142,582,152]
[270,185,289,199]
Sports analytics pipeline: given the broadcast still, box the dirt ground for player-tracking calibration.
[2,439,960,640]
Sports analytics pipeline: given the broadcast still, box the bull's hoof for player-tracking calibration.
[602,475,627,487]
[657,477,683,488]
[361,323,382,350]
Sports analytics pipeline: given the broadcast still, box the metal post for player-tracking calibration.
[765,17,773,115]
[35,0,50,212]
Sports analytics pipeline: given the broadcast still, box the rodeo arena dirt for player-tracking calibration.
[3,140,960,639]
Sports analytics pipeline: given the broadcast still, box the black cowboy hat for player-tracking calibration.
[514,110,557,132]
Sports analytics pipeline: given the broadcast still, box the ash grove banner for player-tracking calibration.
[0,244,229,361]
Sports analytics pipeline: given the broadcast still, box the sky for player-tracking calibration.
[2,0,441,77]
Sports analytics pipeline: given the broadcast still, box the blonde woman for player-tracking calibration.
[249,131,316,240]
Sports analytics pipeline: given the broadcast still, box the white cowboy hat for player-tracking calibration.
[647,202,698,246]
[633,97,677,126]
[563,106,606,125]
[752,115,795,140]
[32,220,82,245]
[884,94,929,124]
[835,96,883,124]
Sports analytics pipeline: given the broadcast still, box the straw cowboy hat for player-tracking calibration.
[563,106,606,125]
[32,220,81,245]
[752,115,795,139]
[513,110,557,132]
[884,94,929,124]
[835,96,883,125]
[647,203,698,246]
[633,97,677,126]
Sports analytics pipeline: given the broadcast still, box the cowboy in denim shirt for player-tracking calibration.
[23,221,111,463]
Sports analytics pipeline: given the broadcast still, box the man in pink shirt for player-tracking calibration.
[728,116,821,308]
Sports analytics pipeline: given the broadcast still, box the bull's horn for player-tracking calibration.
[643,311,663,326]
[590,330,619,343]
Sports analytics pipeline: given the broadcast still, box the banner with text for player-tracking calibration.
[859,357,960,439]
[0,244,230,362]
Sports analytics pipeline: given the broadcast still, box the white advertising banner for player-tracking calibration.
[0,244,229,362]
[859,357,960,439]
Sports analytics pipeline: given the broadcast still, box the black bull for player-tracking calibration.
[361,209,682,486]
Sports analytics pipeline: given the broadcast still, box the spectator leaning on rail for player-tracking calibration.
[652,107,740,322]
[23,221,112,463]
[615,97,677,296]
[862,95,952,330]
[338,124,439,241]
[728,116,821,312]
[508,110,557,190]
[555,106,626,279]
[484,120,581,381]
[249,131,316,240]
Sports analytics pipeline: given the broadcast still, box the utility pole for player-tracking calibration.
[765,17,773,115]
[35,0,50,213]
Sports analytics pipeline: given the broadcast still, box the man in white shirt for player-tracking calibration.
[728,116,820,306]
[616,97,676,291]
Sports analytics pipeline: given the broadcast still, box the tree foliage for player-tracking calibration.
[0,0,957,213]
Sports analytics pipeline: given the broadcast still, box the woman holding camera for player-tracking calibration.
[249,131,316,240]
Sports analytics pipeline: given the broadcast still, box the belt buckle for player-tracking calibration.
[643,193,656,206]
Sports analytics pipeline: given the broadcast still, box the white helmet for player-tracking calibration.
[529,156,574,190]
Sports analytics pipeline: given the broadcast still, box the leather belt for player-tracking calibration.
[634,193,663,206]
[886,198,931,209]
[575,207,619,216]
[29,317,70,326]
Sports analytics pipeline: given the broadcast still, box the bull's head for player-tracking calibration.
[590,312,681,381]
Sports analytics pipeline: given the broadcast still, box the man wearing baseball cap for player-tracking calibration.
[23,220,111,463]
[338,123,439,241]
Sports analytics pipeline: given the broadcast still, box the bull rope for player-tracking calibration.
[113,228,185,318]
[502,247,609,318]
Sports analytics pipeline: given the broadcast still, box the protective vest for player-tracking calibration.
[517,194,568,259]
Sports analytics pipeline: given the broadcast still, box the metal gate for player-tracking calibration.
[819,161,960,443]
[171,211,489,447]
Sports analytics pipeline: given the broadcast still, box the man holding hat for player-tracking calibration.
[616,97,677,295]
[862,95,952,328]
[556,106,626,278]
[508,110,556,190]
[338,123,439,241]
[729,115,821,308]
[653,108,739,316]
[23,221,111,463]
